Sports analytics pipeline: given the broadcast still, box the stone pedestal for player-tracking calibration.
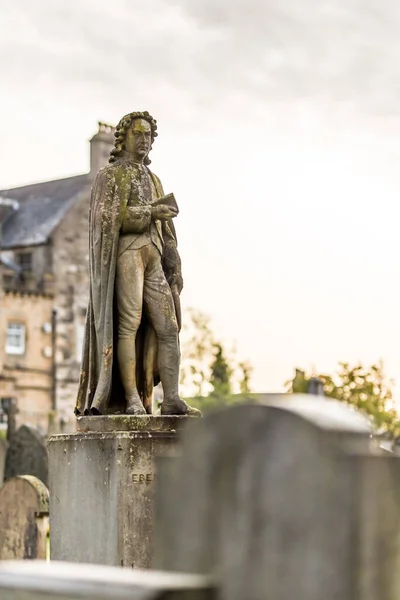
[48,415,188,568]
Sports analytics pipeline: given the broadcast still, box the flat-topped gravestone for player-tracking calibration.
[154,395,400,600]
[0,561,215,600]
[48,415,192,568]
[4,426,48,486]
[0,476,49,560]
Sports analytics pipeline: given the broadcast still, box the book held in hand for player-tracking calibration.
[151,193,179,212]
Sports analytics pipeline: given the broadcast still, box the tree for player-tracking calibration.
[287,362,400,436]
[179,308,253,410]
[179,308,215,397]
[239,361,253,395]
[210,343,233,396]
[289,369,309,394]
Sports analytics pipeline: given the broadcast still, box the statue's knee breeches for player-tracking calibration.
[115,249,144,339]
[117,305,142,339]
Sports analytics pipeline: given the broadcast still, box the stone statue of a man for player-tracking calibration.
[75,111,199,417]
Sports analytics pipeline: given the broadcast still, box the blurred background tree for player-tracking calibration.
[286,361,400,436]
[209,343,233,397]
[179,308,253,412]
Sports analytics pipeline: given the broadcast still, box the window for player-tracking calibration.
[6,323,26,355]
[17,252,32,272]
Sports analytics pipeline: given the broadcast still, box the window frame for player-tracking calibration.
[17,252,33,272]
[5,322,26,355]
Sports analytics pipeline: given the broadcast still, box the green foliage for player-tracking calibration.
[180,309,215,397]
[187,393,254,413]
[210,343,233,396]
[239,361,253,394]
[180,308,253,411]
[289,369,309,394]
[287,362,400,436]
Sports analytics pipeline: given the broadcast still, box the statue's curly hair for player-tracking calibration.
[109,111,158,165]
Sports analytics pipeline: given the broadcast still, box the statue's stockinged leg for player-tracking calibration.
[144,249,200,417]
[116,249,146,415]
[117,338,146,415]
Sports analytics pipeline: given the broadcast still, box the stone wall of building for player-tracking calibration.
[1,245,53,294]
[0,124,115,432]
[51,185,91,428]
[0,291,54,434]
[0,261,3,376]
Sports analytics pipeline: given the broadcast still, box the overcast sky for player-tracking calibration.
[2,0,400,393]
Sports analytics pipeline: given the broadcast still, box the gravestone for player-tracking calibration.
[155,394,400,600]
[4,425,48,486]
[0,475,49,560]
[0,561,215,599]
[0,438,8,485]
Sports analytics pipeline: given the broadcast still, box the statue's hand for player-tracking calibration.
[170,272,184,294]
[151,204,178,221]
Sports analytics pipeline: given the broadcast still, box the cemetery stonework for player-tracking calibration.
[0,475,49,560]
[48,112,201,567]
[48,415,187,567]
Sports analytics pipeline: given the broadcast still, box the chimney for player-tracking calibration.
[89,122,115,177]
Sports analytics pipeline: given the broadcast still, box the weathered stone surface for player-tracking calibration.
[0,561,215,600]
[77,414,194,433]
[155,394,400,600]
[48,416,183,568]
[75,112,200,420]
[0,438,8,485]
[0,475,49,560]
[5,425,48,485]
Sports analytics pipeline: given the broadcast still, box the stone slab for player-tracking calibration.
[77,414,193,433]
[154,395,400,600]
[0,560,215,600]
[48,417,185,568]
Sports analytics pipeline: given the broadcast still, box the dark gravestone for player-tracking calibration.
[5,426,48,486]
[0,438,8,485]
[0,561,215,600]
[155,395,400,600]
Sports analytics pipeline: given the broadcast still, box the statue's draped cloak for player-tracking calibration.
[75,161,179,416]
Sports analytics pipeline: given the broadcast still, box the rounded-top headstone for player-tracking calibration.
[0,475,49,560]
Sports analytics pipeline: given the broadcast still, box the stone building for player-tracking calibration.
[0,123,115,433]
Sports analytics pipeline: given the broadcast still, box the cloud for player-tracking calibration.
[3,0,400,125]
[177,0,400,115]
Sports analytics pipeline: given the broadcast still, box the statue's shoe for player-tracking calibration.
[126,396,146,416]
[126,404,146,415]
[161,397,202,417]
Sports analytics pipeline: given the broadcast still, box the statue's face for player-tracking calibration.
[125,118,152,161]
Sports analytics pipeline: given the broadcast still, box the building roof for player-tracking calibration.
[0,174,89,249]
